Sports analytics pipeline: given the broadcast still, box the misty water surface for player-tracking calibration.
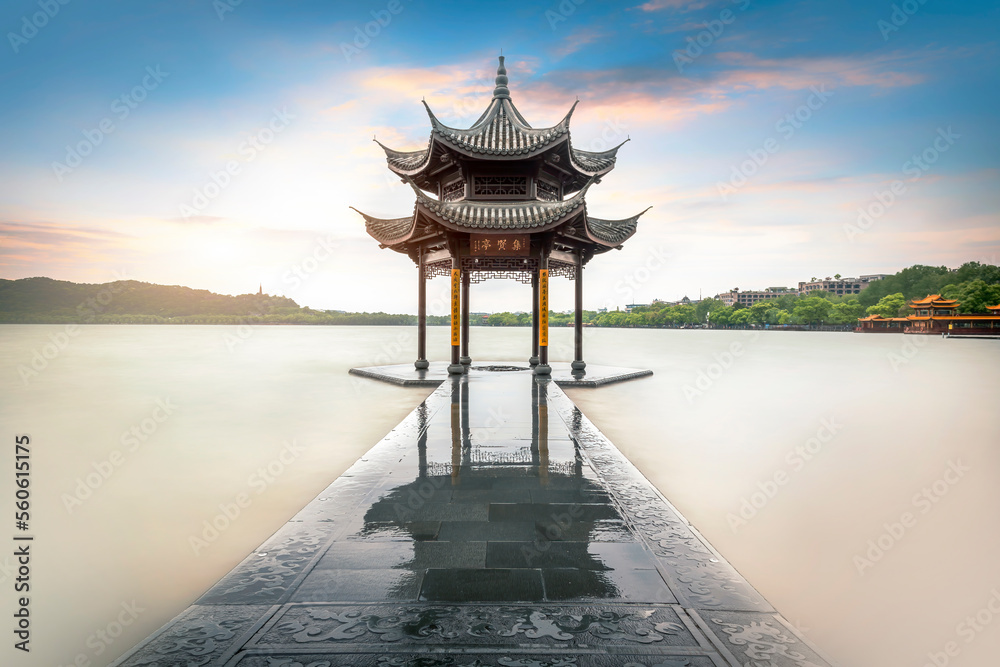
[0,324,997,666]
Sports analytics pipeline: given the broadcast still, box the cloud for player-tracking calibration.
[551,27,608,59]
[0,221,134,274]
[635,0,710,11]
[713,50,929,90]
[162,215,226,225]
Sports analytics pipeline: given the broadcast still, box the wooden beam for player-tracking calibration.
[423,248,451,265]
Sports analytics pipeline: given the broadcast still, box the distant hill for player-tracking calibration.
[0,277,428,325]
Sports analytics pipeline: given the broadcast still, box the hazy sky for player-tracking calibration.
[1,0,997,313]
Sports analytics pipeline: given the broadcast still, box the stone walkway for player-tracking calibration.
[113,370,834,667]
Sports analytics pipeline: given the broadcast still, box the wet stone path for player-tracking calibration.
[114,370,834,667]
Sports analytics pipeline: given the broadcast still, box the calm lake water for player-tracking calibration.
[0,324,998,666]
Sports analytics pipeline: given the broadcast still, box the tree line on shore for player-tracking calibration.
[2,262,997,327]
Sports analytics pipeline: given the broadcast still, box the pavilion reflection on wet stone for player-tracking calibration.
[353,56,649,376]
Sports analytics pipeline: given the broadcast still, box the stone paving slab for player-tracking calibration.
[113,370,834,667]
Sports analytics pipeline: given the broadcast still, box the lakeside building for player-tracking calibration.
[799,276,876,297]
[718,273,888,307]
[856,294,1000,334]
[718,287,796,307]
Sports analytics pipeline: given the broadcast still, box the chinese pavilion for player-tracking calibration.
[856,294,1000,334]
[353,56,648,375]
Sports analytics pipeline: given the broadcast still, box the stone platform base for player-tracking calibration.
[349,361,653,388]
[113,371,833,667]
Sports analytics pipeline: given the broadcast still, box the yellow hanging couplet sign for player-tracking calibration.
[450,268,461,346]
[539,268,549,347]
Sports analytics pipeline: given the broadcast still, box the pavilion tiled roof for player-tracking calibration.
[583,208,650,246]
[355,56,648,258]
[412,181,591,232]
[910,294,959,307]
[355,183,647,250]
[376,56,623,181]
[375,142,430,175]
[349,207,417,246]
[424,97,573,157]
[570,142,628,174]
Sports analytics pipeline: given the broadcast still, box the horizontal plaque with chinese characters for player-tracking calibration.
[470,234,529,257]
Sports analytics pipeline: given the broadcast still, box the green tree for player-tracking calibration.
[792,297,833,325]
[709,307,733,327]
[942,280,1000,313]
[829,300,864,324]
[865,293,906,318]
[731,308,753,326]
[764,307,789,325]
[748,300,774,325]
[695,297,725,323]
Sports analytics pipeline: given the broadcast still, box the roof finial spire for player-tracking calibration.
[493,55,510,99]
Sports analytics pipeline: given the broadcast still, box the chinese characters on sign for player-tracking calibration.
[450,268,460,346]
[470,234,530,257]
[539,268,549,347]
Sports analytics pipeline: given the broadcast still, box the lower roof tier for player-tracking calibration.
[353,196,648,255]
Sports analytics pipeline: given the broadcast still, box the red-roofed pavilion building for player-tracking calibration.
[856,295,1000,334]
[353,57,648,375]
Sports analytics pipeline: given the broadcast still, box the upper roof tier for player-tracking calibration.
[376,56,625,191]
[909,295,959,307]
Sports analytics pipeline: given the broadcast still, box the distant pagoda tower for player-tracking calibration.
[353,56,649,376]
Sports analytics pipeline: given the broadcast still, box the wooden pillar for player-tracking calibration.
[529,270,540,366]
[460,269,471,366]
[534,252,551,375]
[448,255,464,374]
[571,253,586,372]
[415,250,429,370]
